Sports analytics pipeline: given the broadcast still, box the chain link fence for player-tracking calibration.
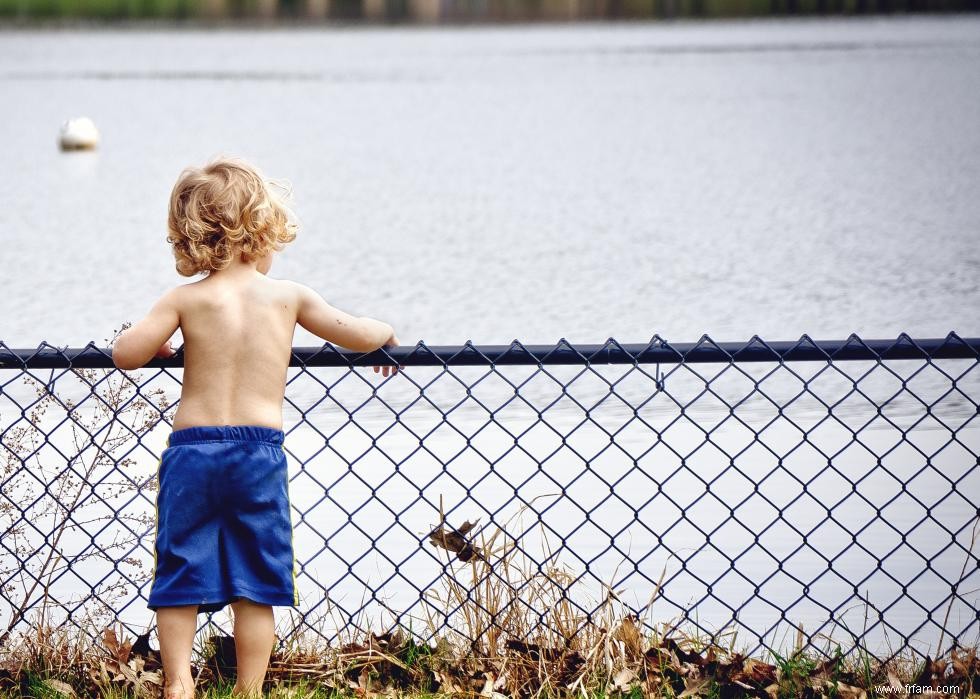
[1,334,978,661]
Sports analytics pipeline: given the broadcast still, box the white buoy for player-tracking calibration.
[58,117,100,151]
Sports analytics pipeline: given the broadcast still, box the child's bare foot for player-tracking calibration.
[163,680,195,699]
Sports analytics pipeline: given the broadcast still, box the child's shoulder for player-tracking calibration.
[149,279,211,314]
[159,277,311,310]
[159,279,201,303]
[271,278,321,304]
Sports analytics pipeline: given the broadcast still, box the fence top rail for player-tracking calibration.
[0,333,977,369]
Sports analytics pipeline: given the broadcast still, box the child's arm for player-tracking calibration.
[292,282,395,353]
[112,289,180,370]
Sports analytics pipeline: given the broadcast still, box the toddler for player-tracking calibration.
[112,157,400,698]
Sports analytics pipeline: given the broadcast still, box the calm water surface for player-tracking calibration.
[0,17,979,347]
[0,17,978,653]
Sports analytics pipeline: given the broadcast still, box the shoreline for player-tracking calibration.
[0,8,977,27]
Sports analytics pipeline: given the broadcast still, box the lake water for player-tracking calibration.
[0,16,978,657]
[1,17,979,347]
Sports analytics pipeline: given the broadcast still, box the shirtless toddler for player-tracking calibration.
[112,158,399,698]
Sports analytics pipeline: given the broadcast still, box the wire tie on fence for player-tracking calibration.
[648,335,665,391]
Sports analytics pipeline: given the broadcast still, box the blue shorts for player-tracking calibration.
[147,425,299,613]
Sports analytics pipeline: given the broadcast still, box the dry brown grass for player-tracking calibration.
[2,500,978,698]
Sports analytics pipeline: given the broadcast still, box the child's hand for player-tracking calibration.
[154,341,177,359]
[373,334,402,377]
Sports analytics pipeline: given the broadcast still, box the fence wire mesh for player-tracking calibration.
[0,333,978,661]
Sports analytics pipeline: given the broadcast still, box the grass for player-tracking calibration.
[2,591,977,698]
[8,673,349,698]
[2,626,978,697]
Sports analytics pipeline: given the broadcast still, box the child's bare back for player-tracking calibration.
[165,265,394,431]
[111,157,399,699]
[170,269,295,430]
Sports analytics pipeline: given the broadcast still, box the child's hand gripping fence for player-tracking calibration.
[0,334,977,663]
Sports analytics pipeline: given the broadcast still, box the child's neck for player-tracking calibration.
[212,257,261,278]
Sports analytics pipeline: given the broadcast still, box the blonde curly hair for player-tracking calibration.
[167,157,298,277]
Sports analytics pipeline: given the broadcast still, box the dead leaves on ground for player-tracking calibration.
[7,622,980,698]
[913,648,980,695]
[272,625,977,699]
[88,627,163,697]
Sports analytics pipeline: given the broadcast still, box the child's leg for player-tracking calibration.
[230,598,275,697]
[157,605,199,698]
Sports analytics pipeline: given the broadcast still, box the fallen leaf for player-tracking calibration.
[103,628,119,655]
[611,668,637,692]
[139,670,163,686]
